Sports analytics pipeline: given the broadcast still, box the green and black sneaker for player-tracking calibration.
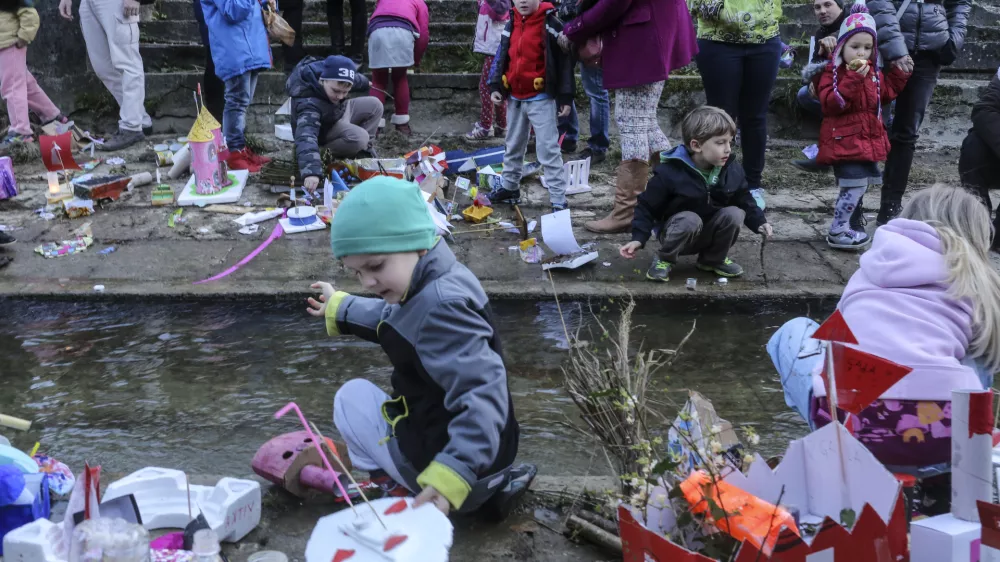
[646,258,672,282]
[697,257,744,278]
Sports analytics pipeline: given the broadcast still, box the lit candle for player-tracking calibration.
[47,171,60,195]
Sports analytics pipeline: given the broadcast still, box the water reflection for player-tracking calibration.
[0,299,819,478]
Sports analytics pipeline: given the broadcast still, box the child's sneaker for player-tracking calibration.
[369,470,411,498]
[247,148,272,167]
[226,148,262,173]
[487,186,521,205]
[465,123,493,141]
[696,257,744,277]
[827,229,871,250]
[0,230,16,246]
[551,201,569,213]
[395,123,413,136]
[646,258,672,282]
[478,463,537,522]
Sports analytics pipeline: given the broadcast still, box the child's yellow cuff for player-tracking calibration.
[324,291,350,336]
[416,461,471,510]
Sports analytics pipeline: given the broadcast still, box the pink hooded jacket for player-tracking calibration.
[371,0,430,63]
[813,218,984,401]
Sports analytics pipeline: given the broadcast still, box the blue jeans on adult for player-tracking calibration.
[223,70,260,152]
[796,85,822,118]
[558,63,610,154]
[696,37,782,189]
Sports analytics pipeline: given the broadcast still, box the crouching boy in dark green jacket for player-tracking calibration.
[307,176,534,519]
[619,106,773,282]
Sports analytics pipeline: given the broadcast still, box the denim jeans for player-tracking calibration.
[558,63,610,153]
[796,85,822,118]
[223,70,260,151]
[881,51,942,203]
[696,37,782,188]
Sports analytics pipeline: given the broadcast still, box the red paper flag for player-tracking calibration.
[39,132,81,172]
[822,344,913,415]
[978,501,1000,549]
[812,310,858,344]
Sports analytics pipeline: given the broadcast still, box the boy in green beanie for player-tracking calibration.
[307,176,534,520]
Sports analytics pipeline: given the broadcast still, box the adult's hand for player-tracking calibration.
[557,32,572,53]
[808,81,817,99]
[490,92,503,106]
[817,36,836,57]
[892,55,914,73]
[59,0,73,20]
[123,0,140,18]
[558,105,571,118]
[14,38,27,48]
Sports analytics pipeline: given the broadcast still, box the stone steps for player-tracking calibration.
[154,0,1000,27]
[131,71,985,142]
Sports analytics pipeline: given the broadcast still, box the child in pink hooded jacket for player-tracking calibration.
[367,0,429,135]
[466,0,510,140]
[769,185,1000,471]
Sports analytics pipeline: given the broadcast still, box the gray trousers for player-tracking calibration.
[333,378,411,487]
[502,98,567,206]
[323,97,384,157]
[657,207,744,264]
[332,377,511,513]
[79,0,151,132]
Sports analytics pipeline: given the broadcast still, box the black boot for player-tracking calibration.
[478,463,537,522]
[850,196,867,232]
[792,157,830,174]
[876,199,902,226]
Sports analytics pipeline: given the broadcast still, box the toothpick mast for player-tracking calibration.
[826,341,853,513]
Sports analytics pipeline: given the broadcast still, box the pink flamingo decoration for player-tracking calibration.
[274,402,356,507]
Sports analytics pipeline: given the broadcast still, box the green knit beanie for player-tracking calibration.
[330,176,437,259]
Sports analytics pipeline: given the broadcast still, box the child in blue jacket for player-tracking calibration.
[200,0,272,172]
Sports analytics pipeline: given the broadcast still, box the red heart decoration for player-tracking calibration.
[332,549,355,562]
[383,534,408,552]
[384,499,408,515]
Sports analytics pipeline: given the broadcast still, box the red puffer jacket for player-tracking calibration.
[816,63,910,165]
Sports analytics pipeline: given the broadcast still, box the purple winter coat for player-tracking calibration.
[562,0,697,91]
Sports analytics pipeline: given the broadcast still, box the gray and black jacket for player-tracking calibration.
[286,56,371,180]
[325,240,519,511]
[866,0,971,62]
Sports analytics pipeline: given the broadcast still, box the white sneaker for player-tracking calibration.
[827,229,871,250]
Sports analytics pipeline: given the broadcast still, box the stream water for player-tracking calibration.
[0,298,828,479]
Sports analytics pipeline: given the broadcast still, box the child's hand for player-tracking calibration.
[760,223,773,237]
[123,0,140,17]
[59,0,73,20]
[303,176,320,192]
[307,281,336,317]
[14,39,27,49]
[490,92,503,106]
[619,241,641,259]
[558,105,571,118]
[414,485,450,516]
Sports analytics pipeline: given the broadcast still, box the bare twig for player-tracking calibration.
[754,485,786,562]
[567,515,623,553]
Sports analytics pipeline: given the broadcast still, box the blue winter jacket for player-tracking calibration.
[200,0,272,82]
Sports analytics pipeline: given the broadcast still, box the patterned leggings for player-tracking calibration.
[615,81,671,161]
[478,55,507,130]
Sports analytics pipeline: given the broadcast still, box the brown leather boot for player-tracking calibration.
[585,159,650,234]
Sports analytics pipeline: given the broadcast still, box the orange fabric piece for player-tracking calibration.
[680,470,799,554]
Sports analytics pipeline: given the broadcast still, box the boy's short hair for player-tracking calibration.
[682,106,737,146]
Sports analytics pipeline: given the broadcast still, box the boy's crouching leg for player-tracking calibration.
[333,379,397,475]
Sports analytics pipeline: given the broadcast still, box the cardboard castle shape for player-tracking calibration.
[178,108,248,207]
